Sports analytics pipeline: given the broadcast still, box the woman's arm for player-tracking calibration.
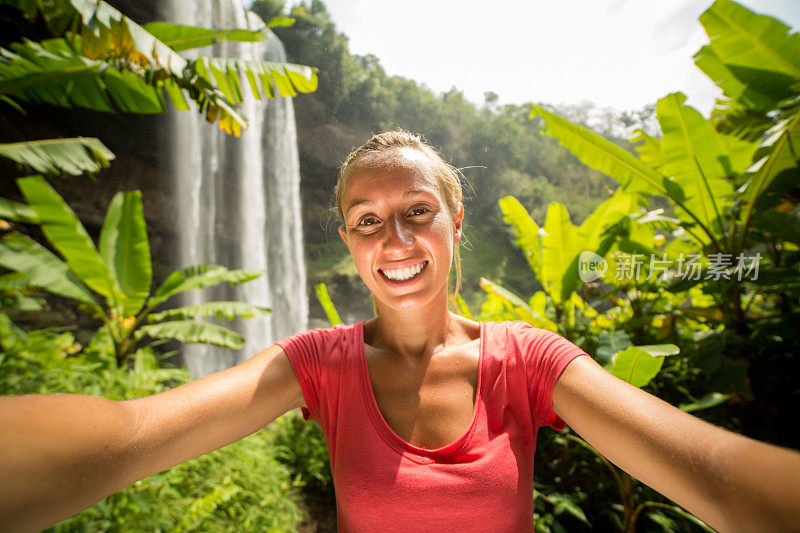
[553,355,800,532]
[0,344,303,532]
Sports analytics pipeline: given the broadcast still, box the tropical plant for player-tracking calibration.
[314,282,342,325]
[0,0,321,365]
[506,3,799,527]
[495,190,647,334]
[530,0,800,337]
[0,0,318,136]
[0,176,268,366]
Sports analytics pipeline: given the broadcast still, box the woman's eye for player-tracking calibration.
[357,217,379,226]
[408,207,430,216]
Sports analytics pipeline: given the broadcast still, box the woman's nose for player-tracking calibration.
[383,216,413,250]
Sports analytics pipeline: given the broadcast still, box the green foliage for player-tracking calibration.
[149,265,263,308]
[502,2,799,530]
[148,301,270,322]
[19,175,123,305]
[135,320,248,351]
[314,282,342,325]
[0,231,97,305]
[99,190,151,316]
[0,177,268,365]
[0,0,318,136]
[607,346,673,388]
[0,196,38,224]
[695,0,800,110]
[270,409,332,492]
[0,138,114,177]
[530,2,800,342]
[678,391,732,413]
[143,22,276,51]
[497,190,640,334]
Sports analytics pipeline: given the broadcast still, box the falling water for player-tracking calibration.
[167,0,308,377]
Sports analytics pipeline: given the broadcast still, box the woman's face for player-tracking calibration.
[338,149,463,311]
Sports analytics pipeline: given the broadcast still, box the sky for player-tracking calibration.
[318,0,800,116]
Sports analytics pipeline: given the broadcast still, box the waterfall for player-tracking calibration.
[167,0,308,377]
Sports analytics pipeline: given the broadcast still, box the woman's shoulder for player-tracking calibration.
[477,320,576,356]
[477,319,546,336]
[276,320,364,356]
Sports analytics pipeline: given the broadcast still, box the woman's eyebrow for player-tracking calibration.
[345,188,436,215]
[404,187,435,197]
[344,198,371,216]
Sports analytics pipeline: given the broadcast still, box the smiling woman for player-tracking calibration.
[2,131,800,532]
[334,131,466,309]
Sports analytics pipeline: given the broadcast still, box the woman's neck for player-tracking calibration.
[369,293,458,360]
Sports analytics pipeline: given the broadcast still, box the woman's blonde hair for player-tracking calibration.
[335,130,464,306]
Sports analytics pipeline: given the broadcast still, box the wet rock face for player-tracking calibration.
[107,0,161,23]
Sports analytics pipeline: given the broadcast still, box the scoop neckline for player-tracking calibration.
[357,320,485,460]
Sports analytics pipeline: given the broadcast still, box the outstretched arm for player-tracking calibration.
[0,344,304,532]
[553,355,800,532]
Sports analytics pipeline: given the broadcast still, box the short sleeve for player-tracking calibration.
[514,323,586,430]
[276,329,324,421]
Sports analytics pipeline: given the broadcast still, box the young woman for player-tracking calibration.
[2,131,800,532]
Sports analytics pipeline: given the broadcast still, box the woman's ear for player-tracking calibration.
[453,202,464,242]
[338,226,349,249]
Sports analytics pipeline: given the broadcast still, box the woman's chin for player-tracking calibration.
[372,286,449,313]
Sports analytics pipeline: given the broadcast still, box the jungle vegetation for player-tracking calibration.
[0,0,798,531]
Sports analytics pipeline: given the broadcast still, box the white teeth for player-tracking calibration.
[383,262,424,281]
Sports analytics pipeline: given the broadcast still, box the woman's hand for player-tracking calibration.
[553,355,800,532]
[0,344,303,532]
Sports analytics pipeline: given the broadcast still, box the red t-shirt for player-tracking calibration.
[277,320,585,532]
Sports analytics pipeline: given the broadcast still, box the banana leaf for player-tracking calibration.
[17,175,122,306]
[0,0,317,136]
[498,195,542,281]
[135,320,244,350]
[0,138,114,177]
[148,301,270,322]
[631,129,663,170]
[99,191,151,316]
[679,391,731,413]
[0,232,97,306]
[608,345,676,388]
[739,101,800,239]
[193,56,318,102]
[657,92,734,240]
[143,22,271,51]
[266,17,295,28]
[531,105,671,197]
[478,277,557,331]
[577,189,643,252]
[149,265,263,308]
[0,37,166,114]
[541,203,579,304]
[0,196,39,224]
[696,0,800,110]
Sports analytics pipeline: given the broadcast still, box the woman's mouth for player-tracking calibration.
[379,261,428,282]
